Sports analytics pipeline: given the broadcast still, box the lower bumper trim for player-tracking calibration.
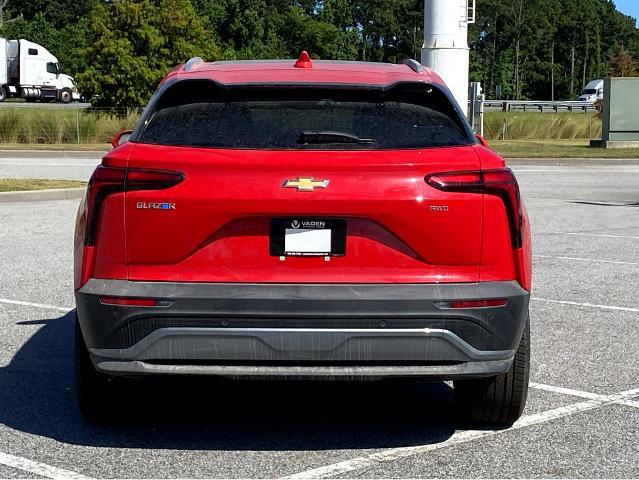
[89,327,515,364]
[95,358,513,379]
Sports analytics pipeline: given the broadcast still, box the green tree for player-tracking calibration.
[470,0,639,100]
[0,13,57,49]
[6,0,97,28]
[77,0,220,108]
[6,0,639,103]
[280,5,358,59]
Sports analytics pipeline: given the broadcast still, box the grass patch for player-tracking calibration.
[483,112,602,140]
[0,178,87,192]
[0,108,139,145]
[490,139,639,158]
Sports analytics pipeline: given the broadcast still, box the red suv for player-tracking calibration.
[74,54,531,425]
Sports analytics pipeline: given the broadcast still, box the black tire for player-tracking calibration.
[0,86,6,102]
[454,313,530,427]
[59,88,73,104]
[74,314,118,423]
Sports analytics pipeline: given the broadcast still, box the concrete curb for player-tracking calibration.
[0,187,85,203]
[506,157,639,166]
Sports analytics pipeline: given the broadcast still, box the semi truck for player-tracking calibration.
[578,79,604,103]
[0,38,81,103]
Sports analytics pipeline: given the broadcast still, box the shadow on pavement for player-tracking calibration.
[0,311,462,450]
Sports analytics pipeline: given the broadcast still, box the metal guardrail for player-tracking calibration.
[3,99,598,113]
[483,100,600,113]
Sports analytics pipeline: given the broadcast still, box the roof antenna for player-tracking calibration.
[294,51,313,69]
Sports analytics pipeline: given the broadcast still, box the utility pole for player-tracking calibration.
[421,0,475,115]
[551,41,555,102]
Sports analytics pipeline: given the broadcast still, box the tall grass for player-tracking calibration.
[0,108,140,144]
[0,107,602,144]
[483,112,602,140]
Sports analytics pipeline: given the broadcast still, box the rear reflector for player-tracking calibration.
[99,297,158,307]
[435,298,507,309]
[426,168,523,248]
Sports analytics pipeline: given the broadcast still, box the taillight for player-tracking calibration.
[84,166,184,246]
[426,168,523,248]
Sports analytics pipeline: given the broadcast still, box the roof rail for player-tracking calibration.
[402,59,424,73]
[184,57,204,72]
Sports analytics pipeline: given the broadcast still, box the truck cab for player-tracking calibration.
[578,79,604,103]
[0,38,81,103]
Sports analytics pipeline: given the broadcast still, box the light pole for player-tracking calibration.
[421,0,475,115]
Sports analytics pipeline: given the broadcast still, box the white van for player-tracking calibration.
[0,38,81,103]
[578,79,604,103]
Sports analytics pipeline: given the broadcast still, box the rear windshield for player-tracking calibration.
[136,81,472,150]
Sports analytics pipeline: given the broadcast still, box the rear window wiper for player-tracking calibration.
[297,131,376,145]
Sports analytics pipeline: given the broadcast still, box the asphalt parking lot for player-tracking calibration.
[0,164,638,478]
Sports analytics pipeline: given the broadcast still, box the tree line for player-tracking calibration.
[1,0,637,107]
[470,0,639,100]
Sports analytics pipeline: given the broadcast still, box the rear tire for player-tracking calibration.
[454,313,530,427]
[74,314,117,423]
[0,86,6,102]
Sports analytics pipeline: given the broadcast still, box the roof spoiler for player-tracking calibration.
[184,57,204,72]
[402,59,424,73]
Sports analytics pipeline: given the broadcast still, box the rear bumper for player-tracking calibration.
[76,280,529,379]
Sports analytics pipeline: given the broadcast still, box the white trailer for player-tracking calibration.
[0,38,80,103]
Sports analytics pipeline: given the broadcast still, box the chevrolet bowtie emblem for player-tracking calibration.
[283,177,330,191]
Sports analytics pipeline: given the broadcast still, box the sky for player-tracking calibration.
[614,0,639,24]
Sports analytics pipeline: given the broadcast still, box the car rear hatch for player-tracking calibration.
[124,81,482,283]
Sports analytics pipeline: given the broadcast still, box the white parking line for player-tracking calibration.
[282,386,639,479]
[618,399,639,409]
[0,451,92,480]
[532,297,639,313]
[530,382,604,400]
[533,254,638,266]
[562,232,639,240]
[530,383,639,410]
[0,298,71,313]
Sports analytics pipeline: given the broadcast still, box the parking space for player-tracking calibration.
[0,165,637,478]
